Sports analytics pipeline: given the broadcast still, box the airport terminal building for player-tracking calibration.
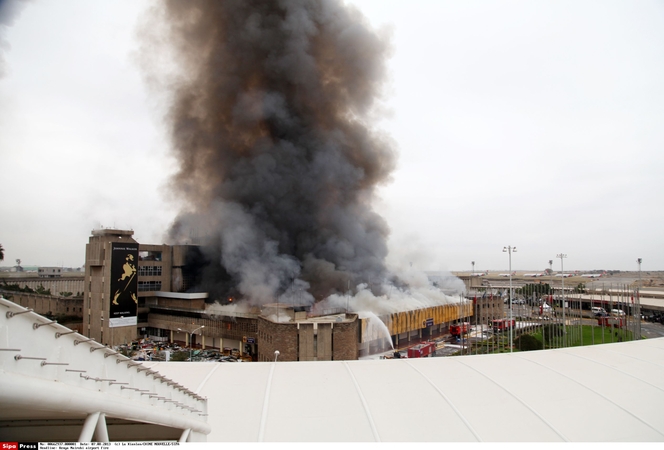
[82,229,470,361]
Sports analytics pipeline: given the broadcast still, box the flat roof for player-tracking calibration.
[154,291,208,300]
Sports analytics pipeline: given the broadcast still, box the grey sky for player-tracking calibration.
[1,0,662,272]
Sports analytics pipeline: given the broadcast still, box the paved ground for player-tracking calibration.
[641,321,664,339]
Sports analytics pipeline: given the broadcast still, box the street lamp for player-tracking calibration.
[274,350,280,362]
[503,246,516,353]
[557,254,567,347]
[549,259,554,348]
[471,260,476,346]
[637,258,642,339]
[177,325,205,361]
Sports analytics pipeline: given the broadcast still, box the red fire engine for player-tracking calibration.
[407,341,436,358]
[492,318,515,332]
[449,322,470,337]
[598,316,624,328]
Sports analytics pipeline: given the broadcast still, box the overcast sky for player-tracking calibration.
[1,0,663,272]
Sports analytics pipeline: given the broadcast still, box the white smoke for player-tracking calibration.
[313,266,465,316]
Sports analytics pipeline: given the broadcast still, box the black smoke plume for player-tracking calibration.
[0,0,32,79]
[144,0,396,305]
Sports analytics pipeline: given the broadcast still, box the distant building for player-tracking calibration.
[38,267,62,278]
[82,229,470,359]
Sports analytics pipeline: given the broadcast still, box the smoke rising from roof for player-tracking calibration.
[0,0,32,79]
[143,0,398,305]
[142,1,465,307]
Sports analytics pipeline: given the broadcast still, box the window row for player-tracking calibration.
[138,281,162,292]
[138,266,163,277]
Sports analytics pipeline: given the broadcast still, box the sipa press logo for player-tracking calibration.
[1,444,17,450]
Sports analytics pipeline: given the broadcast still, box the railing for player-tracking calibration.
[0,296,210,442]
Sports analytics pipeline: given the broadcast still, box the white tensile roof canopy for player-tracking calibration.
[149,338,664,442]
[2,294,663,442]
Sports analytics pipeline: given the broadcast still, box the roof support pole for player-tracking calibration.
[94,412,109,442]
[79,411,101,442]
[179,428,191,442]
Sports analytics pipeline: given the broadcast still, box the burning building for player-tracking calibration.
[77,1,472,355]
[82,229,469,360]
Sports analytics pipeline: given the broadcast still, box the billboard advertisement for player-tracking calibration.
[109,243,139,327]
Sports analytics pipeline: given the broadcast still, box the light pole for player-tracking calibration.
[503,246,516,352]
[557,254,567,347]
[471,260,476,351]
[274,350,280,362]
[637,258,642,339]
[177,325,205,361]
[548,259,553,348]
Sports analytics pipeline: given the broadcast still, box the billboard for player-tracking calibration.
[109,243,139,327]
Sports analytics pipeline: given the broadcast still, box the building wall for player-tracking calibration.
[257,314,359,362]
[331,317,358,361]
[474,297,504,324]
[38,267,62,278]
[149,312,257,347]
[137,244,172,296]
[145,297,206,311]
[0,290,83,318]
[0,277,85,297]
[317,323,332,361]
[298,323,315,361]
[382,303,470,339]
[257,317,298,362]
[83,229,138,346]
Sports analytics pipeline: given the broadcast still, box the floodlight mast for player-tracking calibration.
[557,254,567,347]
[549,259,553,347]
[503,246,516,353]
[177,325,205,361]
[637,258,642,339]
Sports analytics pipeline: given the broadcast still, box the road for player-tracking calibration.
[641,321,664,339]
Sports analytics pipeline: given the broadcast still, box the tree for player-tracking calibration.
[517,283,552,298]
[0,243,4,262]
[573,283,586,294]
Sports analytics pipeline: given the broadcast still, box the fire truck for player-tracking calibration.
[492,318,515,332]
[449,322,470,337]
[598,316,624,328]
[407,341,436,358]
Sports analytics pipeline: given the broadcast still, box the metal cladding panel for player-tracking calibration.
[386,305,467,337]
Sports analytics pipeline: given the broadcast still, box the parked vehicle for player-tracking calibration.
[591,307,606,317]
[450,322,470,337]
[407,341,436,358]
[492,318,515,332]
[598,316,624,328]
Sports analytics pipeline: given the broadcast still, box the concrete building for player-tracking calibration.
[257,304,359,362]
[38,267,62,278]
[83,229,207,347]
[82,229,470,358]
